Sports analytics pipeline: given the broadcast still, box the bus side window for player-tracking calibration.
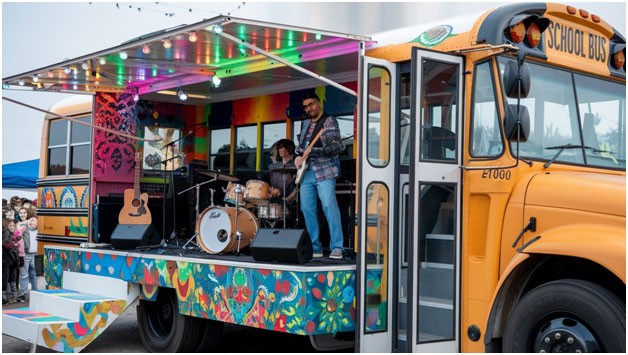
[470,61,503,157]
[420,60,459,162]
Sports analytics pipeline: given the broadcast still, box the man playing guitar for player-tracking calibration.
[294,93,345,260]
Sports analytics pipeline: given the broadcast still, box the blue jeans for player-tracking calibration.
[19,254,37,293]
[299,168,344,252]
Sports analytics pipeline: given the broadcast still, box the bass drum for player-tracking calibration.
[196,206,259,254]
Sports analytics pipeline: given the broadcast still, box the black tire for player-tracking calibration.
[503,279,625,353]
[192,318,224,352]
[137,288,202,352]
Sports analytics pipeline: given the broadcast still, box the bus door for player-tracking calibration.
[356,56,398,352]
[408,49,463,352]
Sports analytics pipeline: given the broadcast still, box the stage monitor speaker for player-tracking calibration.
[250,229,312,264]
[111,224,161,249]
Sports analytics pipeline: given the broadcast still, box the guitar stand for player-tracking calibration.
[179,178,217,249]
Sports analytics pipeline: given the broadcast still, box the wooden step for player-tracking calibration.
[2,271,139,352]
[2,308,74,347]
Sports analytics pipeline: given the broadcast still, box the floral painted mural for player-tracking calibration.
[46,248,358,335]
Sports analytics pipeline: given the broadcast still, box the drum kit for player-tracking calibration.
[179,167,296,255]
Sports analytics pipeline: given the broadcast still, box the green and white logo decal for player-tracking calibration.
[414,25,454,48]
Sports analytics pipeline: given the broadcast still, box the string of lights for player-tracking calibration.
[88,2,246,18]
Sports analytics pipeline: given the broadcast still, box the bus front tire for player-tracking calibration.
[502,279,625,353]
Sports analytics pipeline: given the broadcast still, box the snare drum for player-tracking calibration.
[196,206,259,254]
[258,203,287,219]
[244,180,270,205]
[224,182,246,206]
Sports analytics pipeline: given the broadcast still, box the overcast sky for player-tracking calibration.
[2,1,626,166]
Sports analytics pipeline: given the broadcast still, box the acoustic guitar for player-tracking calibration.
[119,152,152,224]
[295,128,326,185]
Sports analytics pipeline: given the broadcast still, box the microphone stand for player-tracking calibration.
[159,125,203,246]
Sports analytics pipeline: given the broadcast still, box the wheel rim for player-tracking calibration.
[533,316,601,352]
[146,293,175,340]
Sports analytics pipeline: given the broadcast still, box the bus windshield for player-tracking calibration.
[498,57,626,170]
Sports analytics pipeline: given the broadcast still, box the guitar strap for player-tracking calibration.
[304,114,327,151]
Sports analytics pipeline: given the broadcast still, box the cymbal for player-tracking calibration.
[196,169,239,182]
[271,166,297,174]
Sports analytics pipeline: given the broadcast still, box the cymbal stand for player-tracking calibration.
[281,173,288,229]
[233,185,243,255]
[180,177,216,249]
[209,188,215,207]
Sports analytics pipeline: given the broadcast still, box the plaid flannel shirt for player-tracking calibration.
[296,114,345,181]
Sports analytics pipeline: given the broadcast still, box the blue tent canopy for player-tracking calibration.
[2,159,39,188]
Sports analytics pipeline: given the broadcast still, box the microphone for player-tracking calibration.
[164,130,194,148]
[164,121,207,148]
[159,152,185,165]
[186,121,209,130]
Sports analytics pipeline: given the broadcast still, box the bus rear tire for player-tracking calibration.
[502,279,625,353]
[193,318,223,351]
[137,288,202,352]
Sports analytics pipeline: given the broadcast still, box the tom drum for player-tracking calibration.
[244,180,270,205]
[224,182,246,206]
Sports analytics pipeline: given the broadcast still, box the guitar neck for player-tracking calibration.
[133,156,141,198]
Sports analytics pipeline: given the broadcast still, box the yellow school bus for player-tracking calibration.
[360,3,625,352]
[2,2,624,353]
[36,95,93,253]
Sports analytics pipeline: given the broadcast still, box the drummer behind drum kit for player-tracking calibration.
[180,167,297,256]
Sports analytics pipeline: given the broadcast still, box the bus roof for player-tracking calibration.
[44,95,93,120]
[366,2,625,79]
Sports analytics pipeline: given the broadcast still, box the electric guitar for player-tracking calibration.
[119,152,152,224]
[295,128,326,185]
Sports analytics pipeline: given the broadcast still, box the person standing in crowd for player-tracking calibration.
[3,219,22,303]
[21,199,33,213]
[19,216,39,301]
[294,93,345,259]
[269,139,298,211]
[10,196,23,215]
[2,224,13,304]
[16,207,29,225]
[14,221,26,302]
[4,207,15,221]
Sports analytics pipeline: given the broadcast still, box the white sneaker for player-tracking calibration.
[329,249,343,260]
[313,251,323,258]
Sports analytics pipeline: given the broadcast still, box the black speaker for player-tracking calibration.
[111,224,161,249]
[250,229,312,264]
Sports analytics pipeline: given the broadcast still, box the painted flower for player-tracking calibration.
[306,320,316,333]
[274,314,287,331]
[342,286,355,303]
[213,264,228,277]
[306,272,354,333]
[234,286,252,303]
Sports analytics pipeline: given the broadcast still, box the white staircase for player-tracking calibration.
[2,271,139,352]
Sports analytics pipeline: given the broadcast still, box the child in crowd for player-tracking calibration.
[2,224,13,304]
[3,219,23,303]
[20,216,39,301]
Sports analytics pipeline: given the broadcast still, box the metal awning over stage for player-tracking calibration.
[3,16,372,105]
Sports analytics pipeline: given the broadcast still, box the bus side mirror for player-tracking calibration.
[504,104,530,142]
[503,57,531,98]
